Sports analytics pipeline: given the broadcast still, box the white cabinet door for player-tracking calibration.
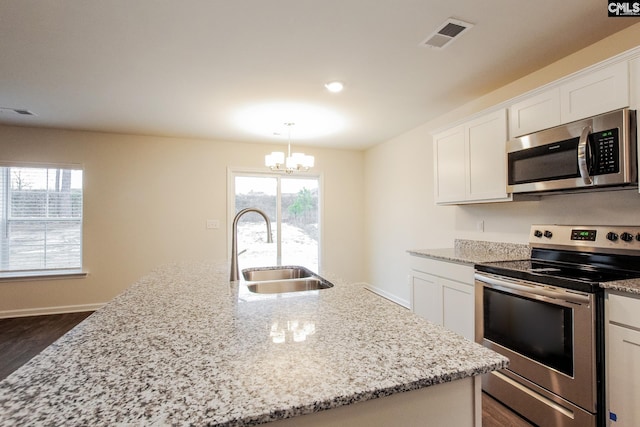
[629,56,640,111]
[410,256,475,340]
[442,279,474,341]
[433,125,467,204]
[561,61,629,123]
[411,273,443,326]
[466,110,509,202]
[433,109,510,205]
[509,88,561,137]
[607,324,640,426]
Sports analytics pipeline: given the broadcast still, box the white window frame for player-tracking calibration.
[0,162,87,281]
[227,167,324,272]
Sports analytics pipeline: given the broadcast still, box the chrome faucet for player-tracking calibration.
[230,207,273,281]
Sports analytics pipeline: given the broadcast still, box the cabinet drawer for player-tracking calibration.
[608,292,640,328]
[410,256,474,284]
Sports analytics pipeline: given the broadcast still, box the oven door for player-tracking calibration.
[475,272,597,412]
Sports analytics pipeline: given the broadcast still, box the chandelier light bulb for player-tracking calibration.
[264,123,314,174]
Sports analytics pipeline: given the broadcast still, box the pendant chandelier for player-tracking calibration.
[265,123,314,174]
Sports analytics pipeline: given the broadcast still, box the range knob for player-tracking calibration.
[544,230,553,238]
[637,233,640,242]
[534,230,543,238]
[607,232,619,242]
[621,232,634,242]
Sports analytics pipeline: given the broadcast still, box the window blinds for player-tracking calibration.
[0,166,83,273]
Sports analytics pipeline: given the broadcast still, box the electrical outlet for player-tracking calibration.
[206,219,220,229]
[477,220,484,232]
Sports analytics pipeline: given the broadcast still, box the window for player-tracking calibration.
[0,165,83,277]
[231,171,320,272]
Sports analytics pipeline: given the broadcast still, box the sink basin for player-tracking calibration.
[242,266,314,282]
[246,278,332,294]
[241,266,334,294]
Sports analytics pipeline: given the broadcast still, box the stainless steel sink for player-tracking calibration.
[246,278,332,294]
[241,266,334,294]
[242,266,313,282]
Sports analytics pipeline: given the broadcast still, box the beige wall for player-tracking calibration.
[364,23,640,306]
[0,126,365,316]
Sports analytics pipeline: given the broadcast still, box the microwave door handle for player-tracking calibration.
[578,125,593,185]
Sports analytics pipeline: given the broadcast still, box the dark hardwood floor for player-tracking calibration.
[0,311,93,380]
[0,312,534,426]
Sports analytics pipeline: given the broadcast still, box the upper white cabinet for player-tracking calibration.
[629,56,640,111]
[509,61,630,138]
[433,109,510,205]
[433,125,467,203]
[509,88,561,137]
[560,61,629,123]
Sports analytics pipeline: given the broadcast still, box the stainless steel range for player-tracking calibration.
[475,225,640,427]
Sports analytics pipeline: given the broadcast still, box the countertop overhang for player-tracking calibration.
[0,261,508,426]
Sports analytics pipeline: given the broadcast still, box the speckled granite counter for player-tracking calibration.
[408,239,531,265]
[0,261,508,426]
[409,240,640,296]
[601,279,640,295]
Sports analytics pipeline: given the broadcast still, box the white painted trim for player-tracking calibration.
[0,270,88,282]
[0,303,105,319]
[364,284,410,309]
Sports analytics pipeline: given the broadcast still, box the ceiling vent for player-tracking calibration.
[0,107,36,116]
[420,18,474,49]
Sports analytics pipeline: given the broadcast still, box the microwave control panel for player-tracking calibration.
[592,128,619,175]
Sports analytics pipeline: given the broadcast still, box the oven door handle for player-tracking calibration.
[578,125,593,185]
[475,273,591,305]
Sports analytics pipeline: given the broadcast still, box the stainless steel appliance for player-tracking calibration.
[507,108,637,194]
[475,225,640,427]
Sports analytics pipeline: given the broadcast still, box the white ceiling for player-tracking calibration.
[0,1,635,150]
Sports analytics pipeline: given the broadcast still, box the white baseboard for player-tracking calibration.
[0,303,106,319]
[363,284,410,309]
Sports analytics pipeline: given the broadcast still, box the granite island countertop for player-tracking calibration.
[0,261,508,426]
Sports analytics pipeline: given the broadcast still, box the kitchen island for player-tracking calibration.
[0,261,507,426]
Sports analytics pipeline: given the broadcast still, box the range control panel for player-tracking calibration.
[530,225,640,254]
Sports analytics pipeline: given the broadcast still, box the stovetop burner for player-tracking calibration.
[475,225,640,293]
[475,258,640,293]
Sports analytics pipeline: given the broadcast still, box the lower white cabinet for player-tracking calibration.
[410,255,475,341]
[606,292,640,426]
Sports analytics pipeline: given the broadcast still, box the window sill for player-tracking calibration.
[0,269,88,283]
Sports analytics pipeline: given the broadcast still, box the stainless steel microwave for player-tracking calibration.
[507,108,637,194]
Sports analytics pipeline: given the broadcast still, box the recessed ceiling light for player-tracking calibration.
[324,81,344,93]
